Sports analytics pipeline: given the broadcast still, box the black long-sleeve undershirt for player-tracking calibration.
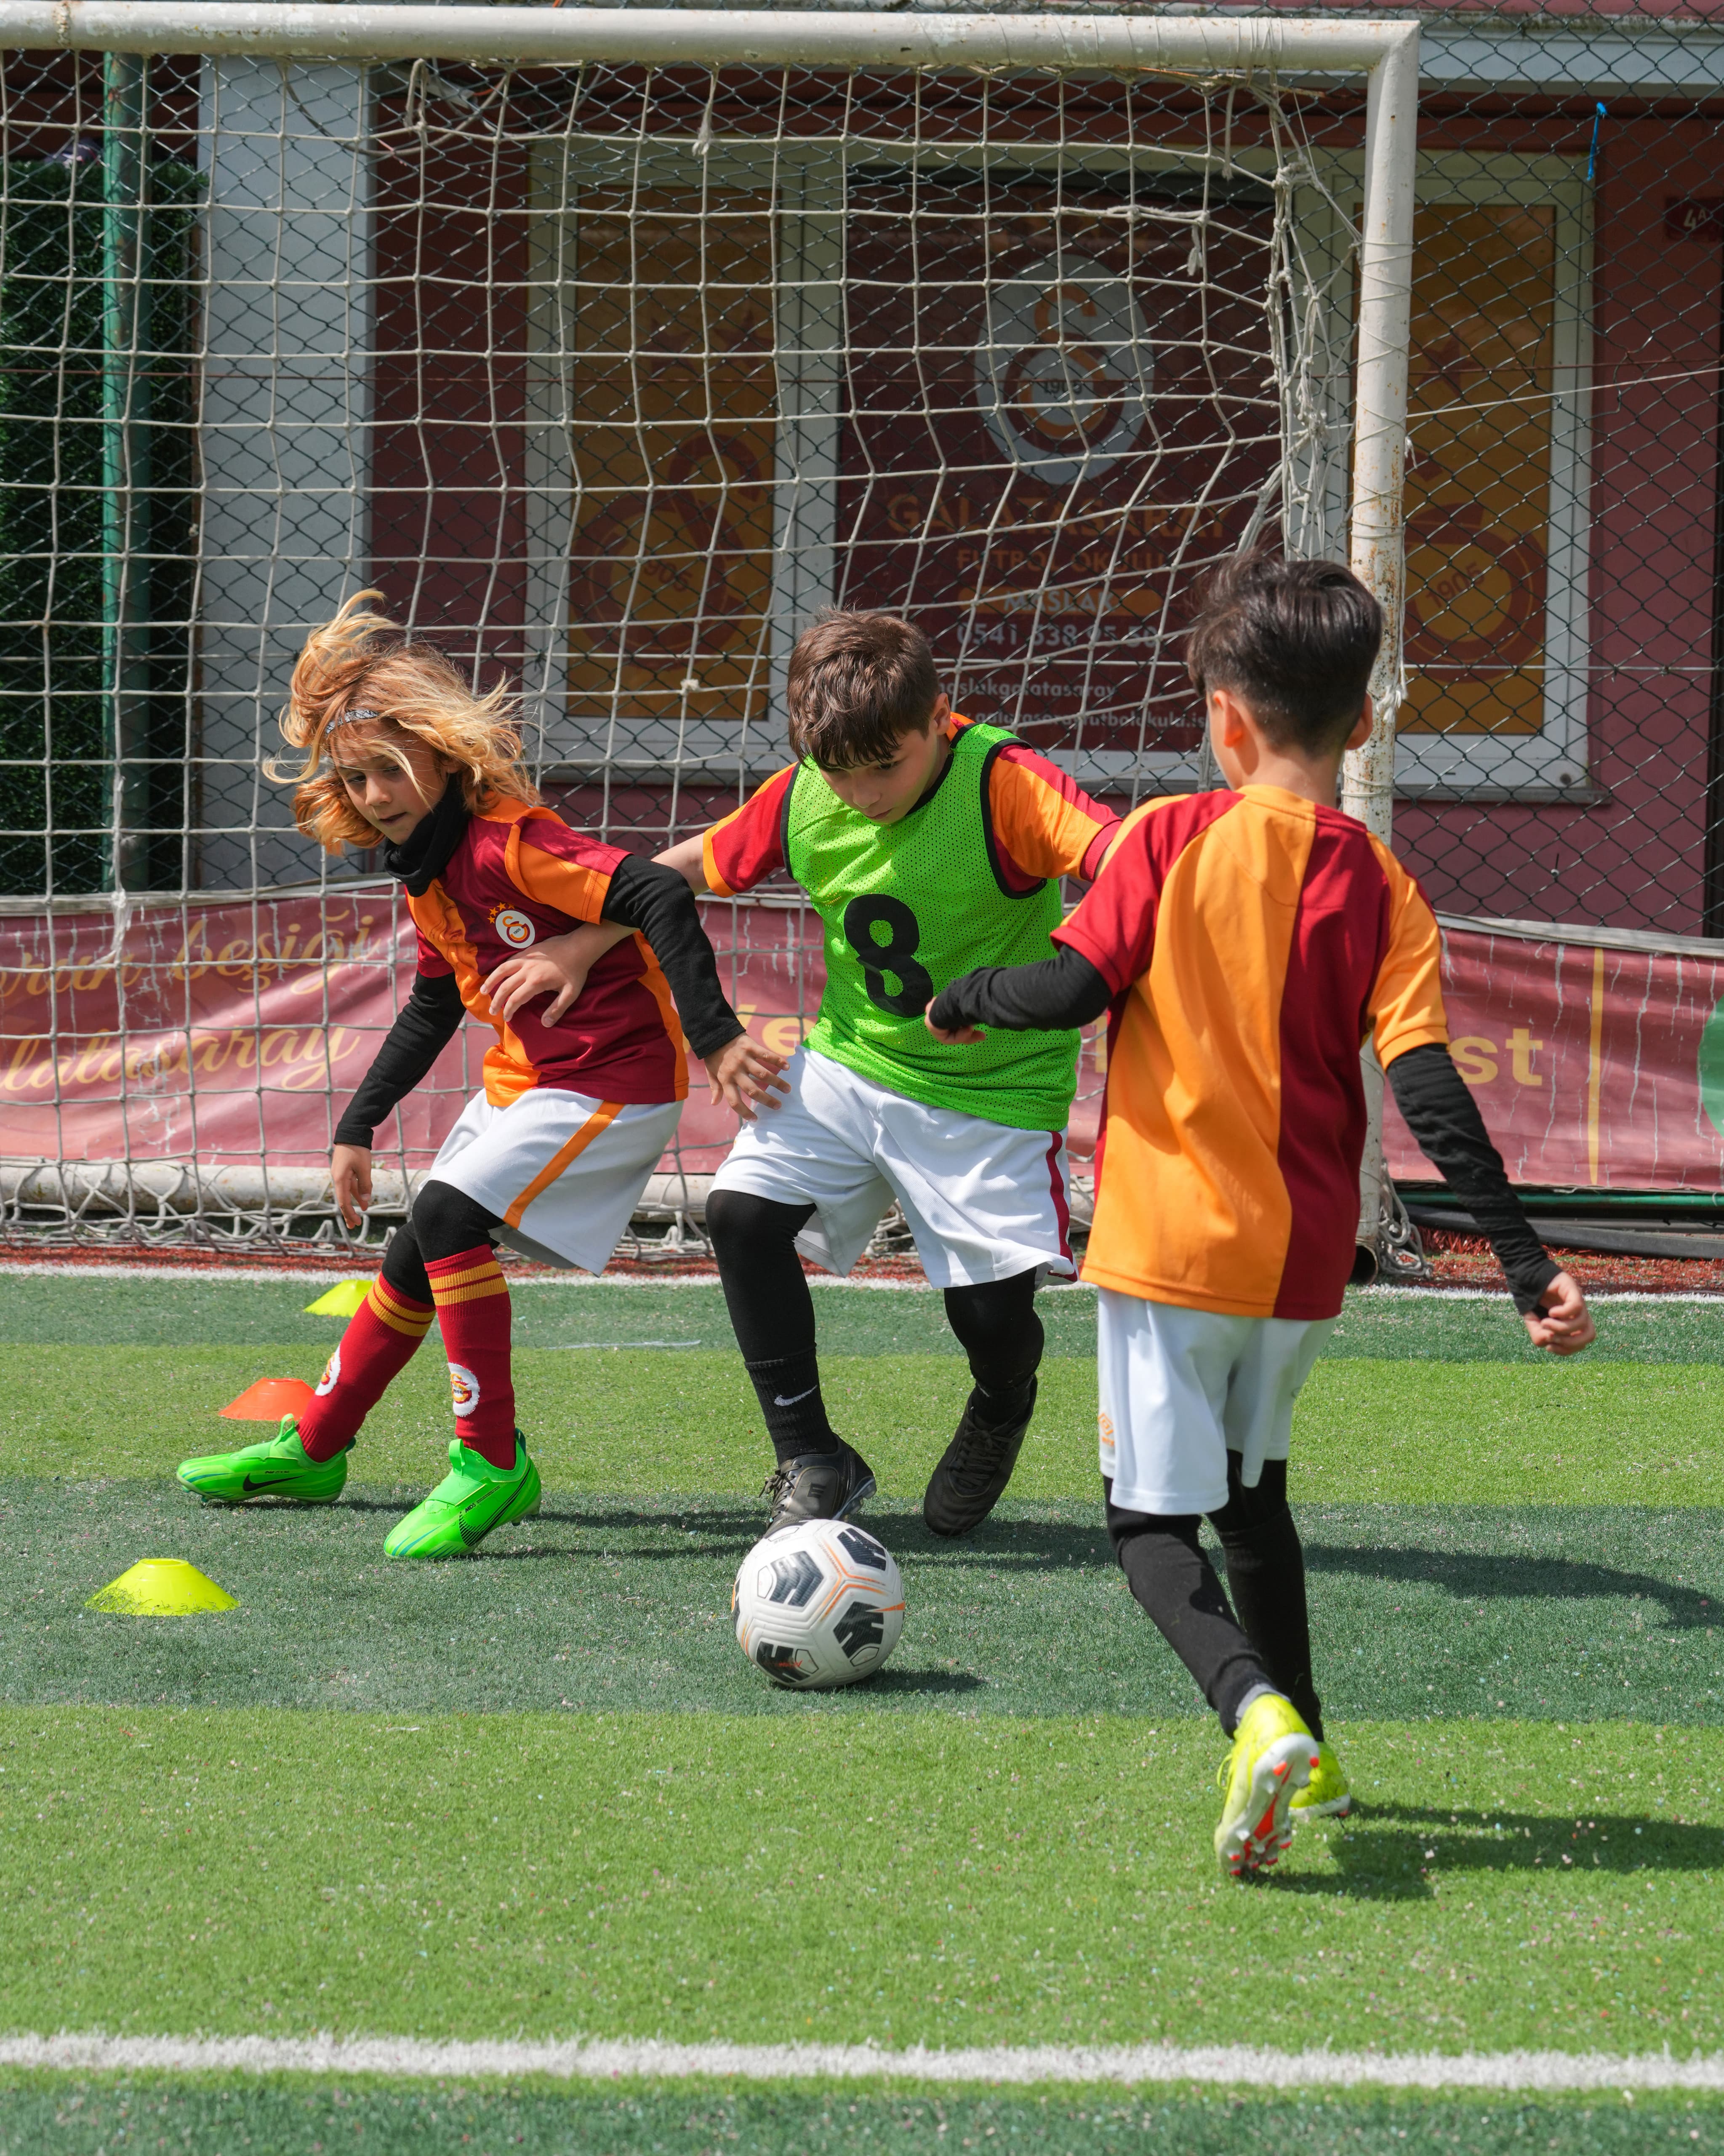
[333,853,741,1149]
[929,944,1114,1035]
[931,961,1561,1315]
[1385,1042,1559,1314]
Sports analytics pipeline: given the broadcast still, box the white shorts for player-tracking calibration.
[710,1046,1074,1289]
[1097,1289,1336,1516]
[428,1088,683,1274]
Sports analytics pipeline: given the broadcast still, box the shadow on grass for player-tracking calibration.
[1306,1543,1718,1627]
[517,1506,1114,1571]
[1279,1802,1724,1902]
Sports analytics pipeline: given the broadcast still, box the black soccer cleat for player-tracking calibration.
[759,1441,877,1531]
[922,1378,1037,1538]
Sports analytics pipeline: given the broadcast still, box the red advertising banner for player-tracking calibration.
[1384,921,1724,1191]
[3,895,1719,1198]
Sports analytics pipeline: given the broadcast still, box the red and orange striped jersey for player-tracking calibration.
[408,801,688,1108]
[1055,786,1448,1321]
[703,715,1119,896]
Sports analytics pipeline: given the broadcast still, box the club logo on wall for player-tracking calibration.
[974,256,1153,487]
[839,186,1279,758]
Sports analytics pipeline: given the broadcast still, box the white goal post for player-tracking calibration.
[0,8,1418,1255]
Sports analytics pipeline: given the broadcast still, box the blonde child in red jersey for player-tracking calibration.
[177,594,782,1558]
[931,556,1594,1880]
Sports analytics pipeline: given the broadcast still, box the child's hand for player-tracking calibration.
[705,1033,790,1122]
[1523,1270,1595,1355]
[924,1002,985,1047]
[330,1144,373,1232]
[482,930,602,1027]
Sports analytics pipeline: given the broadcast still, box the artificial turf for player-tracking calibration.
[5,1342,1724,1508]
[1,1706,1719,2054]
[4,1273,1724,2155]
[8,1270,1724,1362]
[6,1484,1721,1724]
[0,2080,1716,2156]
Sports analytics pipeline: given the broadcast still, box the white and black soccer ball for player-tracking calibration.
[732,1518,906,1690]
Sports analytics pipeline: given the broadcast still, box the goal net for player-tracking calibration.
[0,12,1412,1254]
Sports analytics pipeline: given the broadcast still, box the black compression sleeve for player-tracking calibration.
[1387,1041,1560,1315]
[929,945,1113,1034]
[332,971,464,1148]
[601,853,743,1059]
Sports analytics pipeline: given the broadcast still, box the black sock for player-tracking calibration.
[707,1188,840,1464]
[1210,1455,1324,1741]
[944,1270,1043,1430]
[970,1372,1037,1430]
[1106,1481,1271,1734]
[743,1350,840,1462]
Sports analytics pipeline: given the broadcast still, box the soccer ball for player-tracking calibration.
[732,1518,906,1690]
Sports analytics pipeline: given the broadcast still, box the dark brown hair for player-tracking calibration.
[1186,554,1382,756]
[786,610,941,768]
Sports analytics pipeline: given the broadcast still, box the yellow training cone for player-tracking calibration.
[304,1278,371,1317]
[87,1561,239,1617]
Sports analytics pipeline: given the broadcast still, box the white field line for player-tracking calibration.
[0,2034,1722,2092]
[2,1262,1721,1305]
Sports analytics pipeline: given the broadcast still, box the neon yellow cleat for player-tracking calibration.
[1214,1693,1319,1881]
[1291,1739,1352,1822]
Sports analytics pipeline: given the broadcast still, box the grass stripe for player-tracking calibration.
[8,1345,1724,1505]
[7,1274,1724,1366]
[2,1709,1719,2055]
[3,2032,1724,2092]
[0,2079,1711,2156]
[5,1484,1721,1724]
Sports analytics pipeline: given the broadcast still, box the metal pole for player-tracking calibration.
[101,46,149,891]
[1341,22,1423,1278]
[3,3,1418,74]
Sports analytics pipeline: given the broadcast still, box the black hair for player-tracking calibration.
[1186,554,1382,756]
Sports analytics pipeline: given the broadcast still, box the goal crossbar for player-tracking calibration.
[0,2,1419,838]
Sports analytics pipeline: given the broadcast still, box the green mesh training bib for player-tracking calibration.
[786,720,1079,1132]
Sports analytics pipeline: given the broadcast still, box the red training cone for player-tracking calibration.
[220,1377,317,1422]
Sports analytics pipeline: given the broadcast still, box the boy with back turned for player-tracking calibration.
[930,555,1595,1879]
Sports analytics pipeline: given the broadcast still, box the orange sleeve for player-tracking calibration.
[986,744,1122,885]
[703,766,797,898]
[1369,841,1449,1066]
[508,813,620,925]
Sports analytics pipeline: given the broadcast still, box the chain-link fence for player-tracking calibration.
[0,5,1720,1250]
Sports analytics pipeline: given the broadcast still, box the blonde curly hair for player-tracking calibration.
[273,591,539,853]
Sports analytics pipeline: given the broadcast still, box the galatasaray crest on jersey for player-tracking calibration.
[492,908,536,948]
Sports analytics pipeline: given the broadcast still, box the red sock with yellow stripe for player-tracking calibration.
[425,1243,517,1468]
[298,1277,437,1462]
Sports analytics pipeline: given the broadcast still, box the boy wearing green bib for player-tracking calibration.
[659,611,1120,1534]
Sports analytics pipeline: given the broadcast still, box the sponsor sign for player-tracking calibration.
[4,894,1721,1198]
[1384,922,1724,1191]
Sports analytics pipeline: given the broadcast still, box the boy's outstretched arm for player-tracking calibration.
[1386,1042,1594,1356]
[925,946,1113,1043]
[483,834,714,1023]
[596,854,787,1120]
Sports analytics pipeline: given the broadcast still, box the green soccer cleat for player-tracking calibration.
[1213,1693,1320,1881]
[176,1416,349,1507]
[382,1434,541,1560]
[1291,1739,1352,1822]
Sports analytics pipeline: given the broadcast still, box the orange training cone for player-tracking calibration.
[220,1377,316,1422]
